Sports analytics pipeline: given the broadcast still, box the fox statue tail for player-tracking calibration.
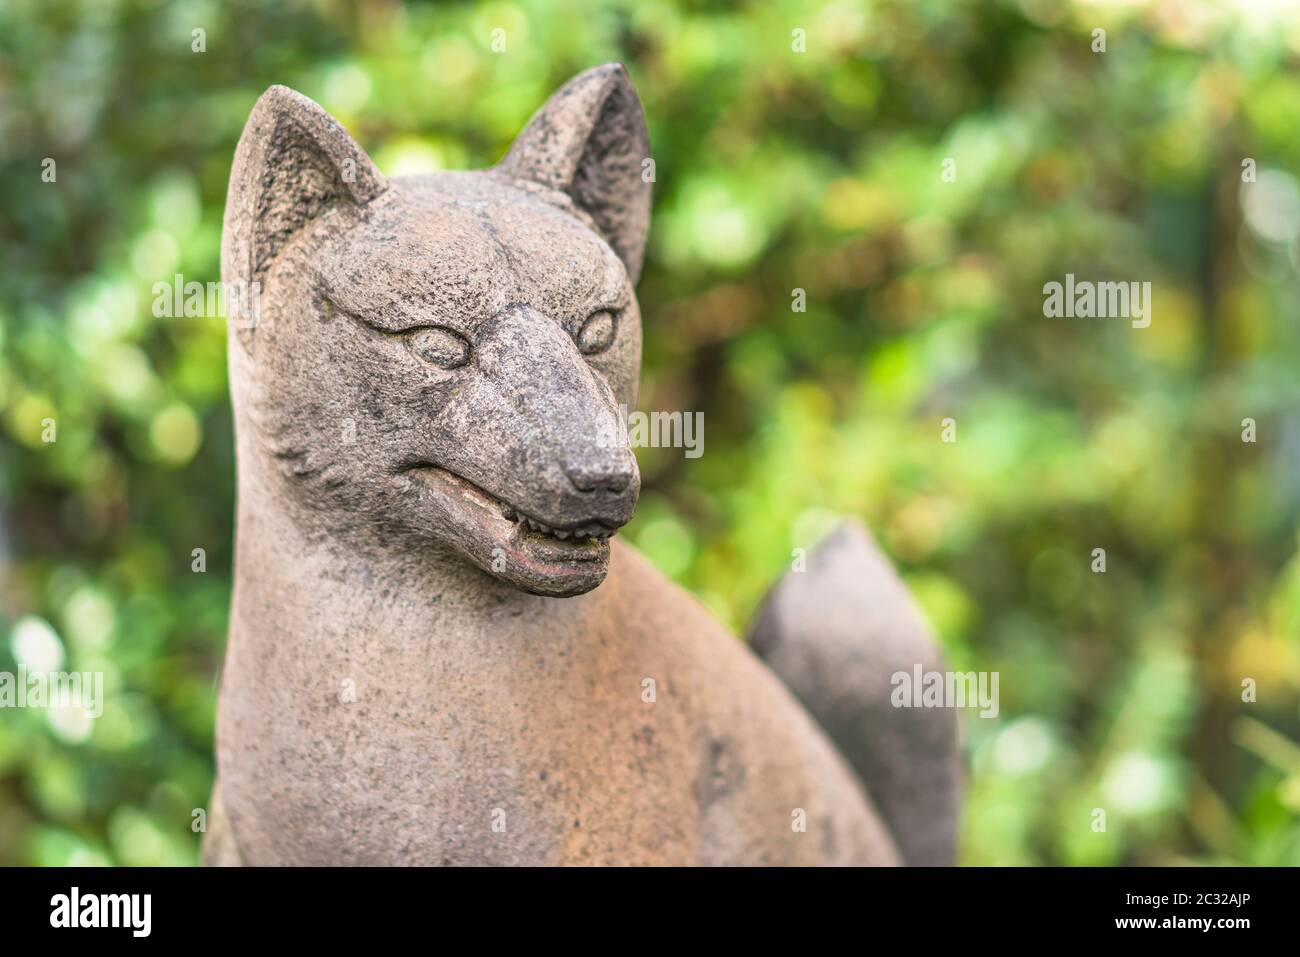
[748,521,962,865]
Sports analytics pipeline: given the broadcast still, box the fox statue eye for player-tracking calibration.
[576,309,616,355]
[408,326,470,370]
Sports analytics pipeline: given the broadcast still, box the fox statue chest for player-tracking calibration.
[217,534,895,865]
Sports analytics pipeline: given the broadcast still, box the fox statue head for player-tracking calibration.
[222,65,651,597]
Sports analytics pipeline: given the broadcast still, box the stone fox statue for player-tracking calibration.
[207,64,960,866]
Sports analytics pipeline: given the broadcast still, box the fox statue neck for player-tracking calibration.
[228,422,599,662]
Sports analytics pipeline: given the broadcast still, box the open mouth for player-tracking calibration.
[403,464,623,580]
[499,502,615,543]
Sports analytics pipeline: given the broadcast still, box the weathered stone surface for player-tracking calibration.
[207,64,956,865]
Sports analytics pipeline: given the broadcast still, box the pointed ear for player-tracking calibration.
[222,85,386,303]
[496,64,653,283]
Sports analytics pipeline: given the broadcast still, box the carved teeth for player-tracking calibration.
[441,469,612,542]
[509,507,613,543]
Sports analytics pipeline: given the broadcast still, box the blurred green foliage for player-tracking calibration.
[2,0,1299,866]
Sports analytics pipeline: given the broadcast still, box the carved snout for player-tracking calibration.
[466,306,640,527]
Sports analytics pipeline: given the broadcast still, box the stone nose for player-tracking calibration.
[564,449,636,495]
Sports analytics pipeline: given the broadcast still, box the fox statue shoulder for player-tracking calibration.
[208,65,961,866]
